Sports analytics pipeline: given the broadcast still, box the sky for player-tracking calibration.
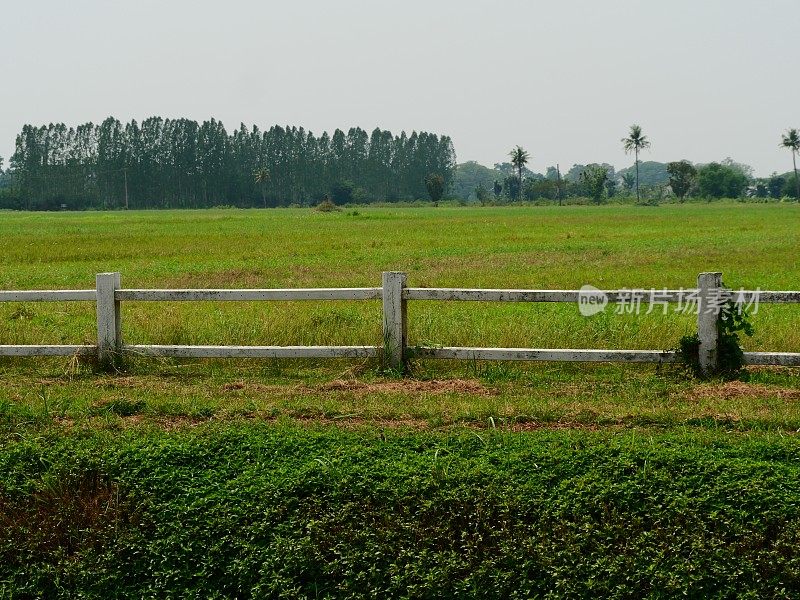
[1,0,798,177]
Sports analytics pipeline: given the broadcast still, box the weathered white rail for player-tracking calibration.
[1,271,798,373]
[0,290,97,302]
[116,288,382,302]
[125,345,378,359]
[404,289,685,303]
[410,348,679,362]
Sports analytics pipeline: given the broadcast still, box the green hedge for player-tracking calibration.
[2,425,800,598]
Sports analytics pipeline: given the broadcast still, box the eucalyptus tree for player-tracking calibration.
[781,129,800,199]
[9,118,456,208]
[621,125,650,202]
[509,146,530,200]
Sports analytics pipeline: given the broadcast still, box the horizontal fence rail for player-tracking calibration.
[0,290,96,302]
[410,348,680,363]
[404,289,686,303]
[125,345,379,359]
[116,288,382,302]
[1,271,799,373]
[0,345,96,357]
[405,289,800,304]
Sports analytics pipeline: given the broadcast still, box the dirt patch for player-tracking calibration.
[502,420,605,432]
[288,415,604,432]
[220,381,286,394]
[220,378,495,397]
[688,381,800,401]
[291,415,429,430]
[57,412,603,433]
[93,376,140,389]
[311,378,495,396]
[747,365,800,376]
[222,381,247,391]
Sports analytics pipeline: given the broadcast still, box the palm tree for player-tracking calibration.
[253,167,271,208]
[621,125,650,202]
[781,129,800,200]
[509,146,530,198]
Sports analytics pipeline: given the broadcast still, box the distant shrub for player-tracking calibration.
[315,197,340,212]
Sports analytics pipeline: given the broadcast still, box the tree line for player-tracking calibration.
[2,121,798,210]
[0,117,456,210]
[459,126,800,204]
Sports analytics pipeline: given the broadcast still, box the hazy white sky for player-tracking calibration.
[1,0,797,176]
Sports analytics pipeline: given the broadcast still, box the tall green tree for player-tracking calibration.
[666,161,697,202]
[579,165,609,204]
[493,180,502,197]
[620,172,635,195]
[781,129,800,199]
[605,177,617,198]
[451,161,503,201]
[424,173,445,204]
[696,163,749,199]
[767,174,786,199]
[475,183,491,205]
[621,125,650,202]
[503,175,521,201]
[508,146,530,200]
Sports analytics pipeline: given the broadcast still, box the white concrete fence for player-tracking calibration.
[1,271,799,373]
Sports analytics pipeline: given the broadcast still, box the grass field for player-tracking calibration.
[1,203,799,430]
[2,203,800,597]
[2,204,798,354]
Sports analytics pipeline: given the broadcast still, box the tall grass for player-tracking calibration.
[1,204,798,353]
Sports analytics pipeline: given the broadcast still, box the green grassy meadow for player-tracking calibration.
[2,203,800,597]
[1,203,798,353]
[1,203,799,430]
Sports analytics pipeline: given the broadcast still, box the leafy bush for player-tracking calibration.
[677,298,754,379]
[315,197,340,212]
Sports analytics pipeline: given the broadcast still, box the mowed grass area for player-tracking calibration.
[1,203,800,431]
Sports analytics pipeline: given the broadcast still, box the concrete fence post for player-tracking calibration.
[382,271,407,372]
[697,271,722,375]
[96,272,122,368]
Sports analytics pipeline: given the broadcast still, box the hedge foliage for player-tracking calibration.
[2,424,800,598]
